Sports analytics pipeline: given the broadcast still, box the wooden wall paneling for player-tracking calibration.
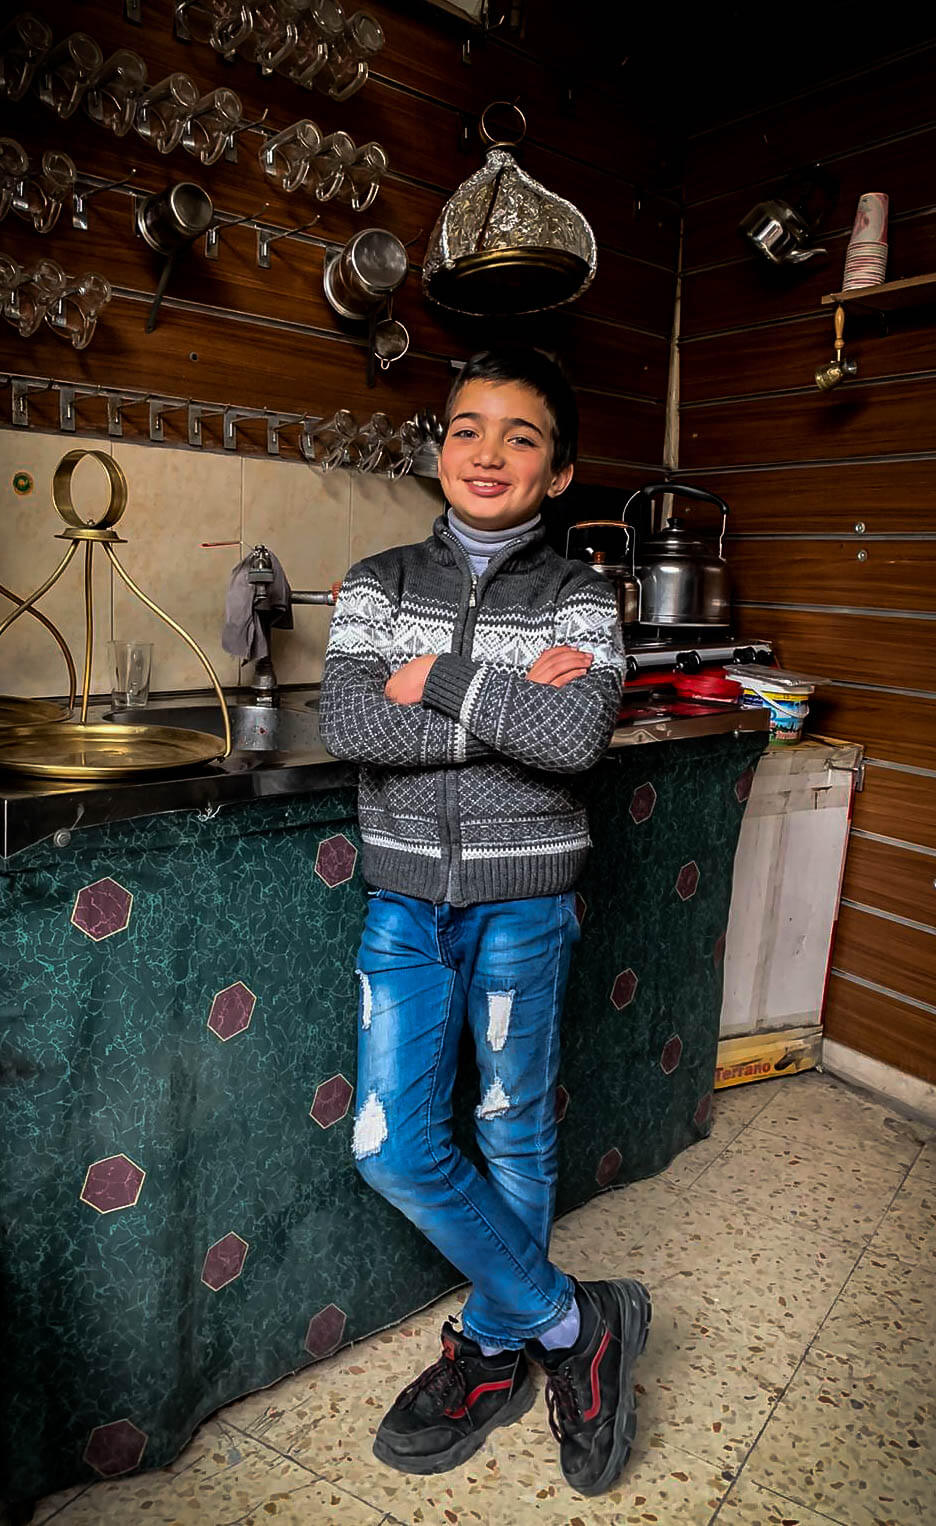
[728,538,936,612]
[808,687,936,773]
[823,972,936,1083]
[852,764,936,852]
[680,376,936,469]
[676,461,936,535]
[831,902,936,1007]
[842,833,936,928]
[683,212,936,337]
[683,44,936,204]
[732,607,936,694]
[680,309,936,403]
[576,247,675,335]
[684,134,936,274]
[576,391,666,467]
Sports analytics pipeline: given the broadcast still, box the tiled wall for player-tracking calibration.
[0,432,443,700]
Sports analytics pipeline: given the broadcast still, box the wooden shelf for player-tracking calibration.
[821,272,936,312]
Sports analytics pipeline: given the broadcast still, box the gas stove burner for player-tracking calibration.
[623,635,773,681]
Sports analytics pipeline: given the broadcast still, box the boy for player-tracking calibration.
[319,347,651,1497]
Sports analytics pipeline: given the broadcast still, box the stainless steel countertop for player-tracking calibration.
[1,687,768,860]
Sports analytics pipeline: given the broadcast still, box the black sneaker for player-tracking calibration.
[528,1278,652,1497]
[372,1319,536,1475]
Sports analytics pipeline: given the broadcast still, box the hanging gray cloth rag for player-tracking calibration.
[221,550,293,661]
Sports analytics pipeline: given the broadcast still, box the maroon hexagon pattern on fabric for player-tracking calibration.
[610,968,638,1010]
[734,767,755,803]
[80,1154,145,1214]
[555,1083,570,1123]
[596,1147,622,1188]
[71,877,133,941]
[660,1034,684,1075]
[694,1091,714,1129]
[201,1232,249,1291]
[573,891,587,928]
[675,861,700,901]
[83,1418,147,1477]
[712,930,727,966]
[207,982,256,1041]
[629,782,657,824]
[314,833,358,888]
[305,1303,347,1358]
[310,1073,353,1129]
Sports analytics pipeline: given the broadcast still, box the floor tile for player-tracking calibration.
[750,1072,929,1172]
[31,1484,91,1523]
[743,1347,936,1526]
[719,1473,853,1524]
[620,1193,857,1351]
[687,1132,906,1249]
[653,1081,780,1190]
[52,1417,383,1525]
[868,1142,936,1268]
[813,1249,936,1387]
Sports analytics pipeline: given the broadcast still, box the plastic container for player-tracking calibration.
[723,665,822,745]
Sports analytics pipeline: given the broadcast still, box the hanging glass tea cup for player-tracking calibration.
[309,130,354,202]
[181,87,243,166]
[0,11,53,101]
[242,0,304,74]
[259,119,323,193]
[135,73,200,155]
[36,32,103,118]
[85,49,148,136]
[0,137,29,222]
[173,0,253,58]
[316,10,383,101]
[11,148,76,233]
[46,271,112,350]
[3,257,67,338]
[276,0,345,87]
[336,139,387,213]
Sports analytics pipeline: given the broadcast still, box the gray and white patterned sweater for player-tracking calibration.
[318,514,625,905]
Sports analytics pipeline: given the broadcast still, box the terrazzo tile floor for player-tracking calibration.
[30,1071,936,1526]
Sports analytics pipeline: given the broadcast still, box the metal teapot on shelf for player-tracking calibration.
[622,482,731,629]
[565,520,640,633]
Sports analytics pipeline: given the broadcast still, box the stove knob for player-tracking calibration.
[733,646,757,665]
[675,650,702,673]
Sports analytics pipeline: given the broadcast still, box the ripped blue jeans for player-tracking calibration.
[352,888,580,1350]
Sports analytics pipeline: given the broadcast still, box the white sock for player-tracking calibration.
[537,1297,582,1351]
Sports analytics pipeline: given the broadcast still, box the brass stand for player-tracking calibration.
[0,449,232,778]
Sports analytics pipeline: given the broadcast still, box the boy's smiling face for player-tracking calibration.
[439,378,573,531]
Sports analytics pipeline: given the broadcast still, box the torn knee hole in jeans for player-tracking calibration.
[476,1075,511,1120]
[353,1089,388,1158]
[485,989,514,1053]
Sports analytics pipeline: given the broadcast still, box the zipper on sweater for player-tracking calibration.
[468,575,477,609]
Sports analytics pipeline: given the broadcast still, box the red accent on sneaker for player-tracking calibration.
[582,1328,611,1422]
[442,1338,456,1360]
[444,1378,512,1420]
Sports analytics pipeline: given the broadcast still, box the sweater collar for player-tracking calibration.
[431,511,547,570]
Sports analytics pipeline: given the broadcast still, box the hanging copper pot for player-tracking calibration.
[422,101,597,317]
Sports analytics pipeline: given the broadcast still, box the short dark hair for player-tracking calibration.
[445,346,578,473]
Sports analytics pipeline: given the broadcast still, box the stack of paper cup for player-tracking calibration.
[842,192,889,289]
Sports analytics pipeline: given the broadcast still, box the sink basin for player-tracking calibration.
[105,704,321,752]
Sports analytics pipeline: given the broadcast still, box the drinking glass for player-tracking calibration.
[0,12,53,102]
[317,10,383,101]
[173,0,253,57]
[355,410,393,471]
[85,49,148,136]
[277,0,344,86]
[135,73,199,155]
[12,149,76,233]
[107,641,153,708]
[0,137,29,221]
[259,119,322,192]
[4,257,66,337]
[181,87,243,165]
[36,32,103,118]
[308,409,358,471]
[309,130,354,201]
[337,138,387,212]
[46,270,112,349]
[243,0,303,74]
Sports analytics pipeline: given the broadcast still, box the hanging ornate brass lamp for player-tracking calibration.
[422,101,597,316]
[0,449,231,778]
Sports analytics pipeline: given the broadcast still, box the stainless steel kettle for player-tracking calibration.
[623,483,731,628]
[566,520,639,632]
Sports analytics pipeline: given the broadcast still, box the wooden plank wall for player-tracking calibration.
[0,0,679,490]
[679,40,936,1084]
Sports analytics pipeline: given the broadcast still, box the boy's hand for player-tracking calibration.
[526,645,594,687]
[385,654,438,704]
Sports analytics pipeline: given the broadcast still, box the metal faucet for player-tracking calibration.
[246,544,337,706]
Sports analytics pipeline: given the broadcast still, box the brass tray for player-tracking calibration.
[0,721,225,780]
[431,247,590,315]
[0,695,70,728]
